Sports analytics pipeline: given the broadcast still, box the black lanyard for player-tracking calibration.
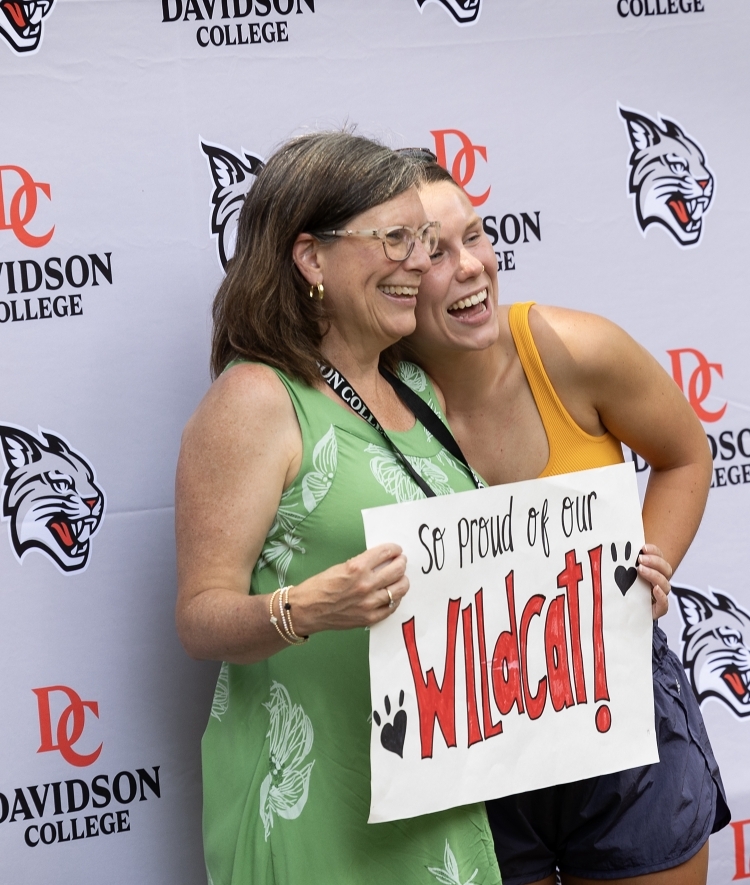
[317,362,483,498]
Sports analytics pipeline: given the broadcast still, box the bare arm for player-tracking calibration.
[531,305,712,577]
[175,363,408,664]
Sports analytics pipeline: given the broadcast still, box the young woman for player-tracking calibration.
[401,156,729,885]
[175,134,501,885]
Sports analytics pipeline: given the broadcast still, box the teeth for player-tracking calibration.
[449,288,487,312]
[380,285,418,297]
[79,523,91,543]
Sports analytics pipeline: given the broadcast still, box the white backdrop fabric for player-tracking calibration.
[1,1,748,882]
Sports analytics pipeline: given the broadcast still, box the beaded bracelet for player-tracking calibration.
[269,586,308,646]
[282,585,308,643]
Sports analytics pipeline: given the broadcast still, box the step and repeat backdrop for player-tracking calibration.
[1,0,748,882]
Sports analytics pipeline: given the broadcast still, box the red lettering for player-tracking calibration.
[732,818,750,879]
[474,589,503,738]
[32,686,102,767]
[667,347,726,423]
[462,604,483,747]
[430,129,491,207]
[402,599,460,759]
[544,595,575,712]
[0,166,54,248]
[557,550,587,703]
[520,594,547,720]
[491,571,524,716]
[589,546,610,703]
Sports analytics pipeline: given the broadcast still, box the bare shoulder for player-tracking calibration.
[179,362,301,486]
[528,303,638,381]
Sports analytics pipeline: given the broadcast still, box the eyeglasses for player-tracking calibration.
[395,147,438,163]
[317,221,441,261]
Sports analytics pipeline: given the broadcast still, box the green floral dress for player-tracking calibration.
[202,362,502,885]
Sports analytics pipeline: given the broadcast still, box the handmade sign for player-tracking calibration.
[362,462,658,823]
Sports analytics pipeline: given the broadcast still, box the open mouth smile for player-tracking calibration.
[379,285,419,298]
[447,288,488,318]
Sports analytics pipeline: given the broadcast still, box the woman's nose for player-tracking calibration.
[458,248,485,279]
[404,237,433,274]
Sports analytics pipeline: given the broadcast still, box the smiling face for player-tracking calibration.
[407,181,499,362]
[314,187,433,354]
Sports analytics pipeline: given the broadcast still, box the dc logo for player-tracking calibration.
[0,1,57,55]
[0,164,54,247]
[32,685,103,767]
[667,348,726,423]
[431,129,491,207]
[415,0,482,26]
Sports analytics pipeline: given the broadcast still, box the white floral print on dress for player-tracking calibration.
[210,662,229,721]
[259,682,315,841]
[428,840,479,885]
[260,425,337,585]
[366,443,453,502]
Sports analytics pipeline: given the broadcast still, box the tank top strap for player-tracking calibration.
[507,302,567,440]
[507,302,623,476]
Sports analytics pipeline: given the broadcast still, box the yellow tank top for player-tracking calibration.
[508,301,624,477]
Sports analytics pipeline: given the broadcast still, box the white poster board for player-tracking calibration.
[363,463,658,823]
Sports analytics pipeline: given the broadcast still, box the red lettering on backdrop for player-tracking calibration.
[558,550,587,703]
[544,595,575,712]
[732,818,750,879]
[474,589,503,738]
[520,594,547,720]
[667,348,727,423]
[32,685,102,767]
[430,129,491,207]
[491,571,525,716]
[461,604,484,747]
[403,599,461,759]
[0,166,55,248]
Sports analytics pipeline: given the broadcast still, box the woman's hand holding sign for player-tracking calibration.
[292,544,409,635]
[637,543,673,620]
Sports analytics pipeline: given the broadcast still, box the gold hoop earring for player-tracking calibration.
[308,282,324,301]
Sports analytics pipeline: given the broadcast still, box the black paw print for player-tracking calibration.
[611,542,638,595]
[373,691,407,758]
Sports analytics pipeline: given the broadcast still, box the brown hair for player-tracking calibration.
[210,131,419,382]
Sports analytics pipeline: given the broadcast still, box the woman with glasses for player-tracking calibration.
[175,133,501,885]
[397,153,729,885]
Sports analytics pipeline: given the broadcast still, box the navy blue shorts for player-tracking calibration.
[486,625,730,884]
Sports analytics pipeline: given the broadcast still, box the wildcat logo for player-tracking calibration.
[415,0,482,26]
[201,140,265,270]
[0,0,56,54]
[619,106,713,247]
[0,424,104,573]
[673,585,750,718]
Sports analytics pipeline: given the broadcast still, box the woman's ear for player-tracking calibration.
[292,233,324,286]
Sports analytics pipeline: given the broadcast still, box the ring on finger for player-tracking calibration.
[386,587,395,609]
